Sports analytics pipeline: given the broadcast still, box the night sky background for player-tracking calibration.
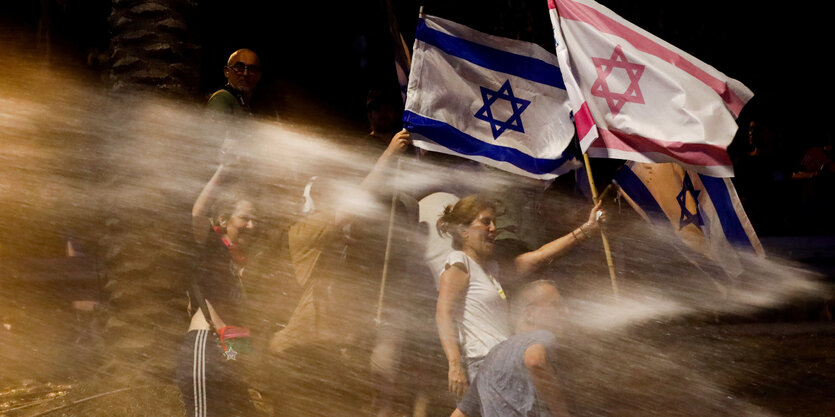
[0,0,831,238]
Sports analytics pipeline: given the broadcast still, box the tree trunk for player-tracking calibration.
[108,0,200,98]
[93,1,201,414]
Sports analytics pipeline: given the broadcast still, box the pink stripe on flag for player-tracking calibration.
[591,128,733,167]
[574,102,595,140]
[554,0,747,116]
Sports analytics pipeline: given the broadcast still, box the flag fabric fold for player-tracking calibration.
[548,0,753,177]
[614,161,764,277]
[404,15,579,180]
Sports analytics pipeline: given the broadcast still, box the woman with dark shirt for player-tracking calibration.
[175,162,259,417]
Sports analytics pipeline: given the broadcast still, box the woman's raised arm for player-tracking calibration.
[512,200,605,280]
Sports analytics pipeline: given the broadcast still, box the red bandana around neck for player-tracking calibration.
[214,226,247,265]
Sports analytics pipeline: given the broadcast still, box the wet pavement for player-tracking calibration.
[2,275,833,417]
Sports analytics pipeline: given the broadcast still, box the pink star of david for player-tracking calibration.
[590,45,646,115]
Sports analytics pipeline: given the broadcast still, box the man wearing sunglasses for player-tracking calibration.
[207,48,262,115]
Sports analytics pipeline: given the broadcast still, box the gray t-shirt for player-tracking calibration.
[458,330,559,417]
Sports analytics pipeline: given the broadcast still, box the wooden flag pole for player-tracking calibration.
[375,5,423,325]
[582,153,619,298]
[375,157,402,325]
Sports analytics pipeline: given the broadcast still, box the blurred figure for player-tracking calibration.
[363,89,438,417]
[435,195,604,401]
[792,135,833,180]
[366,89,403,143]
[175,161,261,417]
[204,48,266,187]
[791,134,835,234]
[269,130,415,417]
[450,280,572,417]
[731,118,792,235]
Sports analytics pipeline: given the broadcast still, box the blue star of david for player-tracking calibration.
[474,80,531,140]
[676,172,703,229]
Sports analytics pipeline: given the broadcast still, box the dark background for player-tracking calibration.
[1,0,832,240]
[1,1,823,129]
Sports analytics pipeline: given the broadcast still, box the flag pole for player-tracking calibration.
[376,5,421,325]
[549,4,617,296]
[375,157,402,325]
[582,153,619,298]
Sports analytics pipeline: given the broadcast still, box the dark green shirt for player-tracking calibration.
[206,88,250,116]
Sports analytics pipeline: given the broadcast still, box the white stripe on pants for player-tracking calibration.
[192,329,209,417]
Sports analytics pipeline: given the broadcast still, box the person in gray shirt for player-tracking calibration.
[451,280,572,417]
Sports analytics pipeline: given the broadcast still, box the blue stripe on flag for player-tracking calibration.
[614,166,665,219]
[404,111,575,175]
[698,174,752,249]
[415,19,565,90]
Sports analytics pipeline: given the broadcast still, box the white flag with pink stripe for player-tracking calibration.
[548,0,753,177]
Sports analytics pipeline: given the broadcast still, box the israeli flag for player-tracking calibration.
[404,15,579,180]
[614,161,765,277]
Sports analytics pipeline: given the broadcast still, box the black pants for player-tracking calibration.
[175,329,256,417]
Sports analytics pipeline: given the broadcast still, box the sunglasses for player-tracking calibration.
[227,62,260,74]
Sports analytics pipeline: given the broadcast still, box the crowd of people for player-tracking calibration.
[172,48,608,417]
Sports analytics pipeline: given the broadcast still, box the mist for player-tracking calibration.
[1,50,832,417]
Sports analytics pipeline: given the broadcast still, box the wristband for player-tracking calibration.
[579,224,592,238]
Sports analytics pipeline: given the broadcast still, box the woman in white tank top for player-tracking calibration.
[435,194,604,400]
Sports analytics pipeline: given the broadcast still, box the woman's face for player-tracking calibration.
[462,208,497,259]
[223,200,257,250]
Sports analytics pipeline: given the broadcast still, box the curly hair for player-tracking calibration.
[209,190,256,227]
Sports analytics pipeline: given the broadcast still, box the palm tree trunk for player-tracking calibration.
[93,1,201,414]
[108,0,200,98]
